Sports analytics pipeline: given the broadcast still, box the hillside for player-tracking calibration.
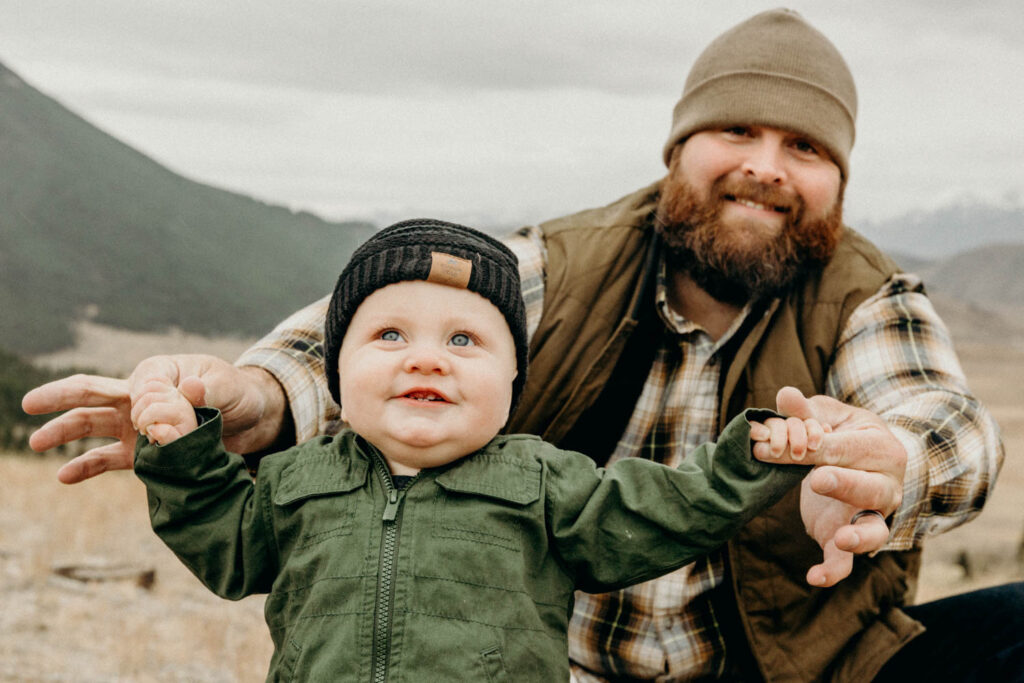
[862,202,1024,261]
[0,62,375,355]
[918,244,1024,307]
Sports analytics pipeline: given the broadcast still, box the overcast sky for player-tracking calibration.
[1,1,1021,234]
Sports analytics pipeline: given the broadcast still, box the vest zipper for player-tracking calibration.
[370,455,410,683]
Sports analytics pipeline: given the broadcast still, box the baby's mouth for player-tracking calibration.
[400,389,451,403]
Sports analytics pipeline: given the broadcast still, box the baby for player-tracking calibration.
[133,219,820,681]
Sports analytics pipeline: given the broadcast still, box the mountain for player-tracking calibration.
[0,61,375,355]
[889,243,1024,347]
[3,57,1021,358]
[861,202,1024,261]
[917,244,1024,306]
[859,206,1024,345]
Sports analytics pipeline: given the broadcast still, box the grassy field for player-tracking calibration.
[0,455,273,682]
[1,342,1021,681]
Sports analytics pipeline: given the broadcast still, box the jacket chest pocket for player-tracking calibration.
[273,456,368,551]
[432,455,542,553]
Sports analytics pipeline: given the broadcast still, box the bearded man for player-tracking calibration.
[25,8,1021,681]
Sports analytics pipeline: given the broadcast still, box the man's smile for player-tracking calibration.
[723,193,790,214]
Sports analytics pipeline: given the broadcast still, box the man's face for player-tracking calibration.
[656,125,844,304]
[337,280,518,475]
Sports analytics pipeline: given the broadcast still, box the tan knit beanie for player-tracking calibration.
[663,8,857,178]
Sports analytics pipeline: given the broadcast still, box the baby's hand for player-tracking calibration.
[749,415,830,462]
[131,377,199,445]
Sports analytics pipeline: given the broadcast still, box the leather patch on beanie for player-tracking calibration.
[428,251,472,288]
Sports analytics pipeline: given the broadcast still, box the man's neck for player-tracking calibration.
[666,268,744,341]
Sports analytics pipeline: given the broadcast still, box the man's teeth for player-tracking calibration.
[730,196,787,213]
[736,198,769,211]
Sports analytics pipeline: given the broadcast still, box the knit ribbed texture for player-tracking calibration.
[324,219,528,413]
[663,8,857,178]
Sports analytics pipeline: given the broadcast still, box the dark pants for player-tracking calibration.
[874,581,1024,682]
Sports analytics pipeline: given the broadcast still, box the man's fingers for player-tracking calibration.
[22,375,130,415]
[179,376,206,406]
[27,407,132,452]
[806,539,854,587]
[832,515,891,554]
[808,466,901,516]
[56,442,135,484]
[754,429,904,474]
[775,386,813,420]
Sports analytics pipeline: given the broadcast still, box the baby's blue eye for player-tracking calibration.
[449,333,473,347]
[381,330,403,342]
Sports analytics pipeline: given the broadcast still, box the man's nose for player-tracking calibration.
[740,138,787,185]
[403,345,451,375]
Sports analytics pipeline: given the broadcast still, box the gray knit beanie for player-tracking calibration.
[663,8,857,178]
[324,218,528,414]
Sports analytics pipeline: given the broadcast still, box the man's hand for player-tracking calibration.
[752,387,906,587]
[22,355,289,484]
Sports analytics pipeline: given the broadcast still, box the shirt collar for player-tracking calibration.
[653,254,760,350]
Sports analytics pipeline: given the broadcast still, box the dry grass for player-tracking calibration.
[0,457,272,682]
[3,342,1022,681]
[915,342,1024,601]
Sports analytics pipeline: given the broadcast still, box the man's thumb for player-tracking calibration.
[179,376,207,407]
[776,386,813,419]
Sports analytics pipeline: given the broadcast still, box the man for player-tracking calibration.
[24,9,1018,682]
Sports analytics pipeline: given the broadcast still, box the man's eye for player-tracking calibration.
[449,333,474,347]
[723,126,750,137]
[381,330,404,342]
[793,139,819,155]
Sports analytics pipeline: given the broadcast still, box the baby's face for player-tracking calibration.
[337,280,518,475]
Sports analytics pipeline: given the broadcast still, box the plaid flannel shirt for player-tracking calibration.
[237,225,1003,681]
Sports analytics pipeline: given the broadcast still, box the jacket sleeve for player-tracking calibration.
[545,409,807,593]
[134,408,279,599]
[827,273,1005,550]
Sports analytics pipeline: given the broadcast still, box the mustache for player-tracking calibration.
[715,177,803,217]
[653,172,843,305]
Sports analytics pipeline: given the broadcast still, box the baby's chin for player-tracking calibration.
[374,431,497,473]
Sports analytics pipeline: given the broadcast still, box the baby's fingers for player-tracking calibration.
[804,418,828,452]
[749,420,770,442]
[751,417,808,460]
[146,423,185,446]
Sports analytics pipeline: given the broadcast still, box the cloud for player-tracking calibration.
[0,0,1020,225]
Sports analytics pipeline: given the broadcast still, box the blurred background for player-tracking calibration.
[0,2,1021,680]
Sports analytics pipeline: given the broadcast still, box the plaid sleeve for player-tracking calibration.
[826,273,1005,550]
[234,226,549,444]
[503,224,547,341]
[235,294,339,443]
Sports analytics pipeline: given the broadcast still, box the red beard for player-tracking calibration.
[655,173,844,305]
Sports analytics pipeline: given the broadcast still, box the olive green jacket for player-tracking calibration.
[135,408,803,682]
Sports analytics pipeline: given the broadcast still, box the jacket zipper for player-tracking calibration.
[370,456,409,683]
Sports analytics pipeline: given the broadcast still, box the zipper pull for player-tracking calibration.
[382,488,400,522]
